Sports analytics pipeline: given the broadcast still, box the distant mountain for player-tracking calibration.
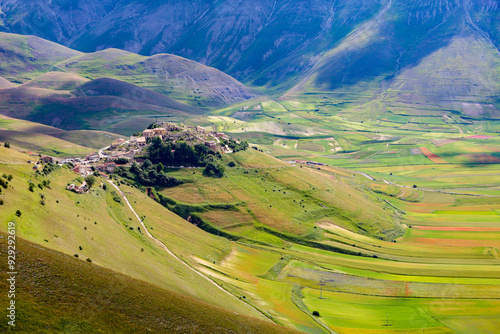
[0,32,257,133]
[0,75,14,88]
[1,0,499,97]
[0,32,256,106]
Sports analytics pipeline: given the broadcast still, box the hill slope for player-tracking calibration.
[0,232,299,334]
[0,32,256,107]
[0,114,124,156]
[0,146,267,318]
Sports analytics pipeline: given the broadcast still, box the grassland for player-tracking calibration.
[3,94,500,332]
[0,147,263,318]
[166,95,500,333]
[0,232,300,334]
[0,115,123,156]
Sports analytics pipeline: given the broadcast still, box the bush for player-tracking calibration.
[114,158,129,165]
[111,191,122,204]
[203,162,225,178]
[227,161,236,167]
[4,142,10,148]
[28,182,35,192]
[85,175,96,189]
[86,258,92,263]
[312,311,320,317]
[0,199,4,205]
[15,210,21,217]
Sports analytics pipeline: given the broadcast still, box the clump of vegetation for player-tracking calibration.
[111,191,122,204]
[85,175,96,189]
[15,210,21,217]
[28,182,35,192]
[4,142,10,148]
[222,139,249,152]
[312,311,320,317]
[147,138,221,167]
[227,161,236,167]
[38,163,59,176]
[203,162,225,178]
[115,160,183,187]
[114,158,129,165]
[0,177,8,189]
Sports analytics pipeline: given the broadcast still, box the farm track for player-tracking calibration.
[106,180,272,323]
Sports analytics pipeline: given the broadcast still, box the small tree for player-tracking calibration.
[312,311,320,317]
[203,162,225,178]
[15,210,21,217]
[4,142,10,148]
[85,175,96,189]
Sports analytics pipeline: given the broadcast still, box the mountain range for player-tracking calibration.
[0,32,257,132]
[1,0,499,102]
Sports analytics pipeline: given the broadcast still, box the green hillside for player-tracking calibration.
[0,115,123,156]
[0,232,299,334]
[0,147,264,318]
[0,32,255,107]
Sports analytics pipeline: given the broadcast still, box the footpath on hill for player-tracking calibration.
[106,180,268,318]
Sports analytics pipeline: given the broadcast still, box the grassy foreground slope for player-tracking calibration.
[0,146,264,319]
[0,232,299,334]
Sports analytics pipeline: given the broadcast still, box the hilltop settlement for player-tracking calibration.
[25,122,247,193]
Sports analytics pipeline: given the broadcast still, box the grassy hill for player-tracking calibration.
[0,32,257,134]
[0,146,266,318]
[0,115,123,156]
[0,232,299,334]
[0,33,256,107]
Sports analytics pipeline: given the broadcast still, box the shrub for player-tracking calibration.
[86,258,92,263]
[15,210,21,217]
[111,191,122,204]
[203,162,225,178]
[85,175,96,189]
[28,182,35,192]
[0,199,4,205]
[114,158,129,165]
[312,311,320,317]
[227,161,236,167]
[4,142,10,148]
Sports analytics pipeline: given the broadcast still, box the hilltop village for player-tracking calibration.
[31,122,235,180]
